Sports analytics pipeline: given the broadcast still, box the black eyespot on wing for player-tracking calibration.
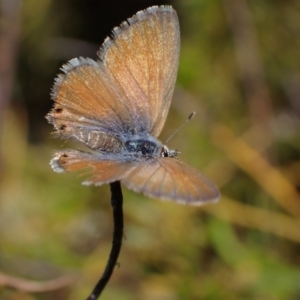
[55,107,63,113]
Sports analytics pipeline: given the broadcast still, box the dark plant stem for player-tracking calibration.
[86,181,124,300]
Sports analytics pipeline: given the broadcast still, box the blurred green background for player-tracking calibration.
[1,0,300,299]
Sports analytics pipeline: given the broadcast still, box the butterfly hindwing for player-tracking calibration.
[122,158,220,204]
[51,150,136,185]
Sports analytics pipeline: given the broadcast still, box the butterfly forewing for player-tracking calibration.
[99,6,180,137]
[122,158,220,204]
[47,60,134,138]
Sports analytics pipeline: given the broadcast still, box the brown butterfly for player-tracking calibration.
[46,5,220,205]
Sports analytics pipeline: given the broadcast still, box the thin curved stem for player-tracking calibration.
[86,181,123,300]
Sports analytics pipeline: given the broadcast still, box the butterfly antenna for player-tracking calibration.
[165,112,195,144]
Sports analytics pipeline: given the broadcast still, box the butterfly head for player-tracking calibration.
[161,145,179,158]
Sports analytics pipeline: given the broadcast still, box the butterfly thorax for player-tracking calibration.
[124,136,178,159]
[125,139,158,156]
[124,135,161,158]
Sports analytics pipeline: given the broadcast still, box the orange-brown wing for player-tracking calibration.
[51,150,136,185]
[47,6,179,149]
[122,158,220,204]
[99,6,180,137]
[46,58,135,148]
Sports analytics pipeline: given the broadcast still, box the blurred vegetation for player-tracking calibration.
[0,0,300,299]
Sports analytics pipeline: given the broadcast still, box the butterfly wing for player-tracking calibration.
[122,158,220,204]
[47,6,179,151]
[52,150,219,204]
[99,6,180,137]
[51,150,136,185]
[46,58,135,150]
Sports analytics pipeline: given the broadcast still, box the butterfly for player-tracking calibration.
[46,5,220,205]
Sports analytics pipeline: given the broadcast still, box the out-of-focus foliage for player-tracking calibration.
[0,0,300,299]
